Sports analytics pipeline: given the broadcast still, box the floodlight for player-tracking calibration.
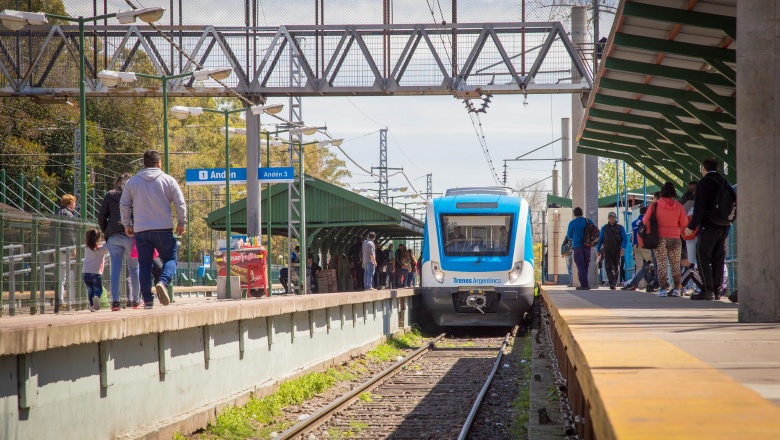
[97,70,137,87]
[193,67,233,81]
[116,7,165,24]
[0,10,47,30]
[251,103,284,115]
[220,127,246,138]
[327,138,344,146]
[262,139,283,147]
[289,126,318,136]
[170,106,202,120]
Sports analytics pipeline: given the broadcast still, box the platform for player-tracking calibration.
[0,288,421,440]
[541,286,780,440]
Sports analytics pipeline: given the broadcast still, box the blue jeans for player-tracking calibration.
[135,230,178,304]
[573,247,590,288]
[107,234,139,303]
[83,273,103,305]
[364,262,375,290]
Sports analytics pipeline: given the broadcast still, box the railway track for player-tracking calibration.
[278,328,517,440]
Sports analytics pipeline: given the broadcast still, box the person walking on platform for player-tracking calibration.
[684,158,736,301]
[362,232,377,291]
[55,194,78,312]
[98,173,140,310]
[566,207,592,290]
[630,206,653,290]
[596,212,628,290]
[120,150,186,309]
[81,229,109,312]
[643,182,688,298]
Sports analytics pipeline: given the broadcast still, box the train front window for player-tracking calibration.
[440,215,513,256]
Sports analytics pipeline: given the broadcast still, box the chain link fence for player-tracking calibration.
[50,1,615,34]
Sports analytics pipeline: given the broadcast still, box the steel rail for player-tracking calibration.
[276,332,446,440]
[457,325,518,440]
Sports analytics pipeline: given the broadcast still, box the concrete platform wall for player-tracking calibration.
[0,290,417,440]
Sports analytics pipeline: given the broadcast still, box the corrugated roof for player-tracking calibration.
[206,176,424,251]
[577,0,736,185]
[547,184,660,208]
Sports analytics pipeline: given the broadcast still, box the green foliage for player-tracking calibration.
[510,337,532,439]
[171,433,187,440]
[358,392,373,403]
[366,328,424,362]
[597,159,646,199]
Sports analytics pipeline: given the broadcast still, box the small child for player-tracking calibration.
[82,229,109,311]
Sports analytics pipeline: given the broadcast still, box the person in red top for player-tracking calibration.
[643,182,689,297]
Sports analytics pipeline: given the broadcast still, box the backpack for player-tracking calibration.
[710,179,737,226]
[582,219,600,248]
[638,203,660,250]
[560,237,572,257]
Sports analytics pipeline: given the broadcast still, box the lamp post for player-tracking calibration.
[0,8,165,220]
[171,104,280,298]
[98,67,233,173]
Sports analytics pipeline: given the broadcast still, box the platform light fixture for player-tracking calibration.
[193,67,233,81]
[115,7,166,24]
[0,10,47,30]
[96,70,137,87]
[288,126,318,136]
[220,127,247,138]
[251,103,285,115]
[170,106,203,120]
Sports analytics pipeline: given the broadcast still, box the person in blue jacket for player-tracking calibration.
[596,211,629,290]
[566,207,592,290]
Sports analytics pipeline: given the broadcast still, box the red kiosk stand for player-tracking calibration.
[216,247,268,297]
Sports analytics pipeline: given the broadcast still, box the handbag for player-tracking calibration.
[639,203,660,250]
[560,237,572,256]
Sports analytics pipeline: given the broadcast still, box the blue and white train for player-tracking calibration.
[420,187,535,326]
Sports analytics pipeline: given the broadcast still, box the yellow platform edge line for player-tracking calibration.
[541,287,780,440]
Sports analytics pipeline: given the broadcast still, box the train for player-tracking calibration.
[419,187,535,326]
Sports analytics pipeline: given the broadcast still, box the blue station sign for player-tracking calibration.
[186,167,295,185]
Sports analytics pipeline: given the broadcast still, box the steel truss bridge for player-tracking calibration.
[0,22,591,99]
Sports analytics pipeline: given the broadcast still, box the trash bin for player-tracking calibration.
[198,266,206,284]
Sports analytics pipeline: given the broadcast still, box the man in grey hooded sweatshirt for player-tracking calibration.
[120,150,186,308]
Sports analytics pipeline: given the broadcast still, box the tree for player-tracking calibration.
[597,159,646,198]
[514,178,549,244]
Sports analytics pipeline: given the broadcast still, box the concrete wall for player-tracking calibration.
[0,290,418,440]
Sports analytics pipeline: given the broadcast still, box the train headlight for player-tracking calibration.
[508,261,523,283]
[431,261,445,283]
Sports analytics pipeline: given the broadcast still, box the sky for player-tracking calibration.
[296,93,573,197]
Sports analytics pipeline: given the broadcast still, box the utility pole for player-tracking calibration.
[426,173,433,200]
[378,128,388,204]
[288,41,305,294]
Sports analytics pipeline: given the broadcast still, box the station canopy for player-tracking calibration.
[577,0,736,187]
[547,184,660,208]
[206,176,424,252]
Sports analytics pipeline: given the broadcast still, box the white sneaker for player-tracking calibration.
[92,296,101,311]
[669,289,681,297]
[155,283,170,305]
[657,289,668,298]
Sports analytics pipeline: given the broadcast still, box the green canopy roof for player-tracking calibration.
[206,176,424,252]
[576,1,736,185]
[546,184,660,208]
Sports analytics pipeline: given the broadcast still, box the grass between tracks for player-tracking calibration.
[510,336,533,439]
[180,328,426,440]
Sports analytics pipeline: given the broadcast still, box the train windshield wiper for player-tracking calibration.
[475,248,491,265]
